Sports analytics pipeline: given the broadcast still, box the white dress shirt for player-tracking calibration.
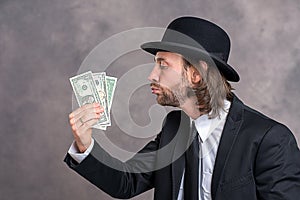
[177,100,231,200]
[68,139,95,163]
[68,100,231,200]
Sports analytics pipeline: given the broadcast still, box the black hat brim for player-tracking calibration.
[141,41,240,82]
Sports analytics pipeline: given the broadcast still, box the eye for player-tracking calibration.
[159,64,168,70]
[155,58,169,70]
[158,60,168,70]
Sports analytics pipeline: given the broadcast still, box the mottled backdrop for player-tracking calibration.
[0,0,299,199]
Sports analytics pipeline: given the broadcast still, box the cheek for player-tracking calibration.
[159,69,183,88]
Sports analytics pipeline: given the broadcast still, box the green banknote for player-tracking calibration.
[105,75,117,110]
[70,71,117,130]
[93,74,117,130]
[93,72,110,128]
[69,71,109,125]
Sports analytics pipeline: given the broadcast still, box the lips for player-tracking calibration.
[151,88,160,94]
[150,83,161,94]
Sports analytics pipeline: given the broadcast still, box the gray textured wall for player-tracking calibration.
[1,0,299,199]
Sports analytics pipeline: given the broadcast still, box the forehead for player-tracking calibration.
[154,51,184,62]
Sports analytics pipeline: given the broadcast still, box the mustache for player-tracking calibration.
[150,83,168,90]
[150,83,160,88]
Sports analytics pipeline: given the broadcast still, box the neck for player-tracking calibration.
[179,97,204,120]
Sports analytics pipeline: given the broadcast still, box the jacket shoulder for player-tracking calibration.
[230,95,292,140]
[243,104,277,126]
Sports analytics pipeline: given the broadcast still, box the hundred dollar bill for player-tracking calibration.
[69,71,109,125]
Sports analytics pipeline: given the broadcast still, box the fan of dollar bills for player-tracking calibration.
[69,71,117,130]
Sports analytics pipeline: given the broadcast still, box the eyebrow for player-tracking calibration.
[154,57,164,62]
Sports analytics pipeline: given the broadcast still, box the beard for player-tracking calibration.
[151,75,194,107]
[154,83,180,107]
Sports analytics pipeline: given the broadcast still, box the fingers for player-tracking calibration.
[69,103,100,119]
[68,103,104,153]
[77,118,100,134]
[72,113,101,130]
[69,103,104,130]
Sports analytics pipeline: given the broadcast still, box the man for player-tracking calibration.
[65,17,300,200]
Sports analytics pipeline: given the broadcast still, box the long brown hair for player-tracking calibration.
[182,57,233,118]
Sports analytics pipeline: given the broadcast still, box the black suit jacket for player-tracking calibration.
[64,95,300,200]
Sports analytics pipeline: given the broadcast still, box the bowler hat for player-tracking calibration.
[141,16,240,82]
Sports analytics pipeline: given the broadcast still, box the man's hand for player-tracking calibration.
[69,103,103,153]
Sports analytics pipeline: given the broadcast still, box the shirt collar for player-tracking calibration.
[192,100,231,143]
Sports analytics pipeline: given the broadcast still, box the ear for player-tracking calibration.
[187,66,201,85]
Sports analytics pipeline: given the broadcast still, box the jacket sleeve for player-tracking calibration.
[254,124,300,200]
[64,133,161,199]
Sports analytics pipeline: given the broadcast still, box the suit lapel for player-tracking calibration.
[211,96,244,199]
[172,151,185,199]
[171,111,191,199]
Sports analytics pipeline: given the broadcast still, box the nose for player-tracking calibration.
[148,64,160,83]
